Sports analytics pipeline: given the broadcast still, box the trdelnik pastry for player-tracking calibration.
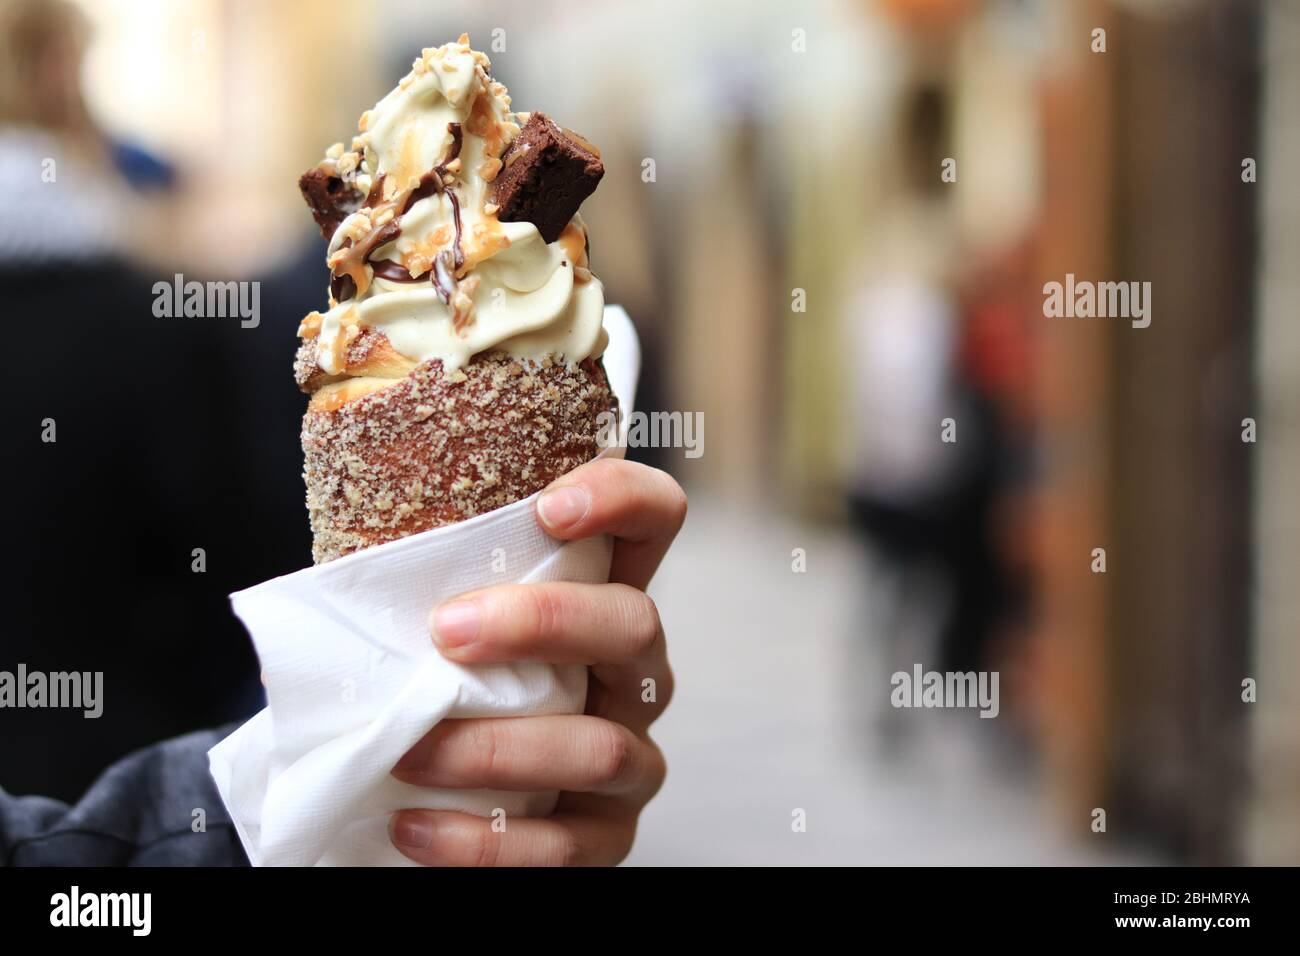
[294,34,613,564]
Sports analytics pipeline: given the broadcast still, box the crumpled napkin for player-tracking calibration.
[208,306,638,866]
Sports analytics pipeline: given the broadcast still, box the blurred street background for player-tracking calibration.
[2,0,1297,865]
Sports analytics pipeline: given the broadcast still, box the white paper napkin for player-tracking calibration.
[209,305,639,866]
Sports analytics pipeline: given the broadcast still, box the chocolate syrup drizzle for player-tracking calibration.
[330,122,465,304]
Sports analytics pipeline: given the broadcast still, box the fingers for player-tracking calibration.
[533,458,687,590]
[430,580,673,726]
[394,715,665,795]
[431,581,662,667]
[389,807,636,867]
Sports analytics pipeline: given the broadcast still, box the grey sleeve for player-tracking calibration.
[0,725,249,866]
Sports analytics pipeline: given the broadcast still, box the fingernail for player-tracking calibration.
[432,601,480,648]
[390,812,434,849]
[537,485,590,531]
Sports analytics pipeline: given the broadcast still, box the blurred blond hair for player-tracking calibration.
[0,0,92,129]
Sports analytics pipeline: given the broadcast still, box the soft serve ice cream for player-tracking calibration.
[293,34,615,564]
[296,34,606,378]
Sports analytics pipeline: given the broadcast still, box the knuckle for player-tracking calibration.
[622,588,662,657]
[656,471,688,531]
[555,829,586,867]
[590,723,636,790]
[656,666,676,711]
[516,585,563,655]
[645,739,668,797]
[465,719,502,782]
[466,822,501,868]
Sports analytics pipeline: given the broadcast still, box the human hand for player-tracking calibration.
[388,459,685,865]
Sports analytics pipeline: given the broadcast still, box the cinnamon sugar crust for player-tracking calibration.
[301,350,616,564]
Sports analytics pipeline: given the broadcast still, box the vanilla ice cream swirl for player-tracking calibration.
[302,36,605,375]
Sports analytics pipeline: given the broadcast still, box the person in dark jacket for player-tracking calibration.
[1,726,248,866]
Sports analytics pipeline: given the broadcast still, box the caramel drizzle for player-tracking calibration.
[329,123,465,304]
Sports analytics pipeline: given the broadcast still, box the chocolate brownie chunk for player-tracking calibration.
[299,165,364,240]
[493,112,603,243]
